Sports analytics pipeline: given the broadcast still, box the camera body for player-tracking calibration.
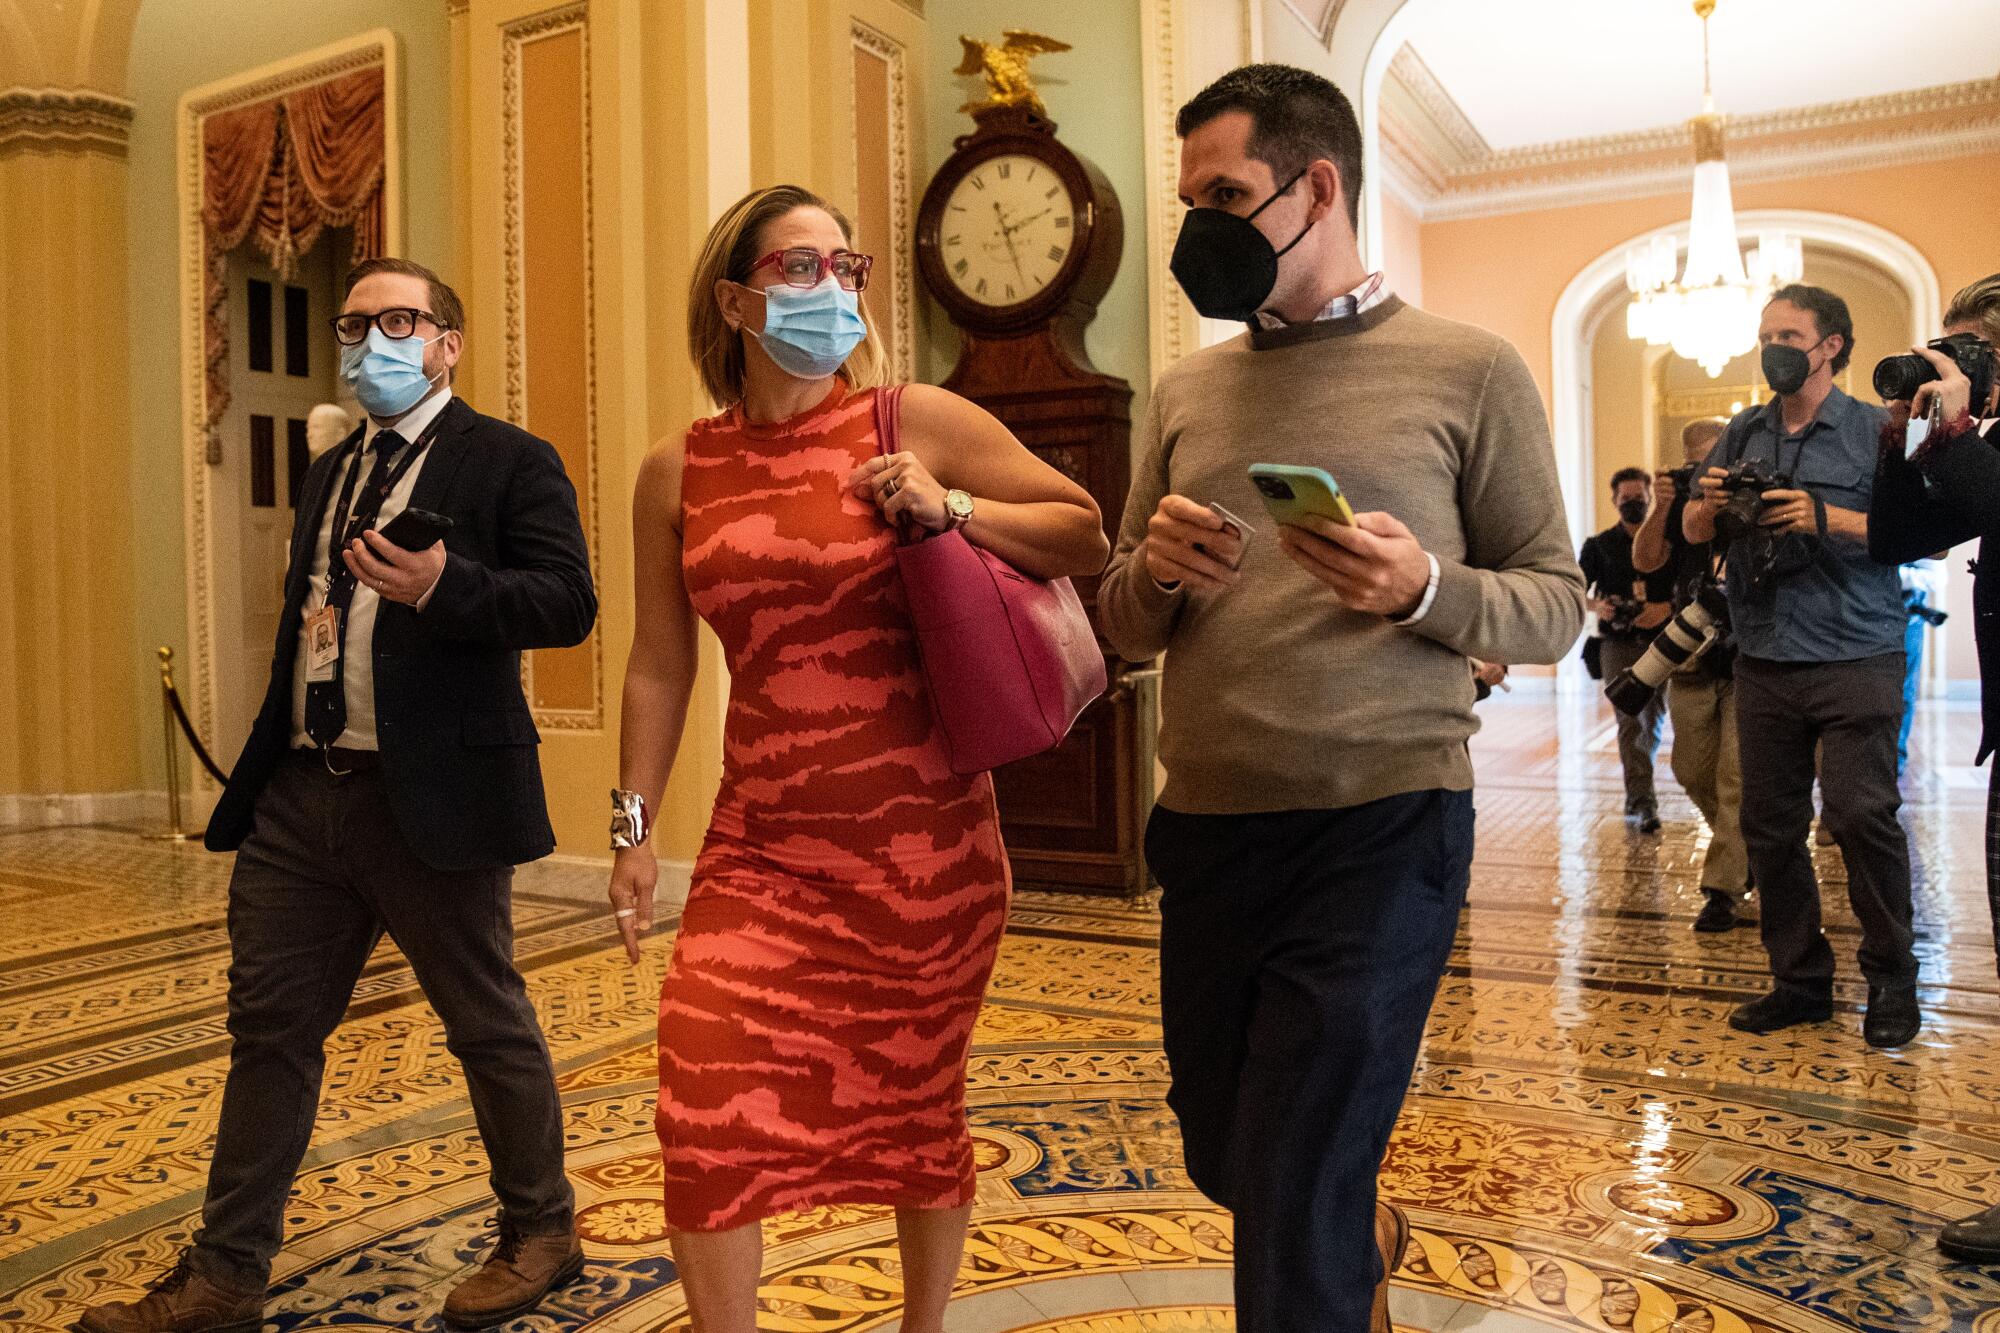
[1666,463,1699,500]
[1873,331,1997,413]
[1600,594,1644,636]
[1711,460,1791,548]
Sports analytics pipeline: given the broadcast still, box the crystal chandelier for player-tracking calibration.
[1626,0,1802,378]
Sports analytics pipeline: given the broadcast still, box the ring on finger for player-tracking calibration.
[614,907,637,919]
[883,476,901,497]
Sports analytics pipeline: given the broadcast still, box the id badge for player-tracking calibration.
[305,605,341,682]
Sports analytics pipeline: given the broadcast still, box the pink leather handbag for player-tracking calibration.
[874,385,1107,775]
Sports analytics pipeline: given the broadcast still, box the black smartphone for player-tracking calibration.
[378,507,455,551]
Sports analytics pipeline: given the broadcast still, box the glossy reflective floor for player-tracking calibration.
[2,692,1997,1331]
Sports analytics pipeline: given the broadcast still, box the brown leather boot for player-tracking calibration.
[1371,1200,1411,1333]
[74,1255,263,1333]
[442,1219,585,1329]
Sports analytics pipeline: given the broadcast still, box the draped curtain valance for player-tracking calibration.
[200,66,385,447]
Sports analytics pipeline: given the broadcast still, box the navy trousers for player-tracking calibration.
[1147,789,1474,1333]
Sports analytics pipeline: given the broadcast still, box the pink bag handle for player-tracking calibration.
[873,385,916,541]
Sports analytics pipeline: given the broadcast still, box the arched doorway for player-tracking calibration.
[1549,210,1940,690]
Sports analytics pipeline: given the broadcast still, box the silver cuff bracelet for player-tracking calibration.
[610,788,651,849]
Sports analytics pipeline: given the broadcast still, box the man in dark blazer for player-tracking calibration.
[81,259,597,1333]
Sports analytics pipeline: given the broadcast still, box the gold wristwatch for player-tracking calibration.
[943,489,974,532]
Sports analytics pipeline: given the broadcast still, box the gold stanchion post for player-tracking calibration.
[146,646,197,843]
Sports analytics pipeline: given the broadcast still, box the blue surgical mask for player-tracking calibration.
[340,326,445,417]
[748,277,866,380]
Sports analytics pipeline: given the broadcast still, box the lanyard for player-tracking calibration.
[1741,403,1813,480]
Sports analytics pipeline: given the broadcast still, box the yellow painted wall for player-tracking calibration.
[0,146,138,794]
[1379,186,1425,308]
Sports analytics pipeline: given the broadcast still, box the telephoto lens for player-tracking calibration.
[1874,331,1997,406]
[1603,585,1729,715]
[1875,351,1940,403]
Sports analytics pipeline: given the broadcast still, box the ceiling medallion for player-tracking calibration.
[1625,0,1802,377]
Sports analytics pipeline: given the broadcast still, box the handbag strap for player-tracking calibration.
[873,383,906,459]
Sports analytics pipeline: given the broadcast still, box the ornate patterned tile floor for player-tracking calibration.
[1,692,1996,1331]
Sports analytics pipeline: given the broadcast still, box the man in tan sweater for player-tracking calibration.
[1099,64,1585,1333]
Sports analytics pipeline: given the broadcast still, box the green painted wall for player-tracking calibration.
[123,1,452,786]
[919,4,1151,417]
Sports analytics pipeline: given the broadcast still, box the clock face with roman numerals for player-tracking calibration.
[937,153,1081,309]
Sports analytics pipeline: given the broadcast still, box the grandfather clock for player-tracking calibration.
[915,103,1148,897]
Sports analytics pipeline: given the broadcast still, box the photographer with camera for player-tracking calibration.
[1683,284,1920,1048]
[1581,467,1674,832]
[1632,417,1751,932]
[1867,273,2000,1261]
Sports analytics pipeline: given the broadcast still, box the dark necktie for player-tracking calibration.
[304,432,406,748]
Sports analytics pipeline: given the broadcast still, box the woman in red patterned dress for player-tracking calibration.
[607,185,1108,1332]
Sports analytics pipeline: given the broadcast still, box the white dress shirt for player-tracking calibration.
[290,388,453,750]
[1251,271,1391,331]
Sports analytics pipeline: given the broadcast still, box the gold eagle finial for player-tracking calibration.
[954,29,1071,119]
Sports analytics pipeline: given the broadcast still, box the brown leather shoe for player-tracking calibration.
[1371,1200,1411,1333]
[442,1219,585,1329]
[74,1255,263,1333]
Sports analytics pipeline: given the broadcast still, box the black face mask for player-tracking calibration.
[1761,336,1827,397]
[1618,499,1648,526]
[1170,167,1314,322]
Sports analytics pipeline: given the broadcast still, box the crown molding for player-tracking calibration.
[1379,64,2000,222]
[0,87,135,156]
[1383,44,1488,168]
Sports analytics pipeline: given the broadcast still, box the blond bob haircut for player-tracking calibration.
[1946,273,2000,348]
[687,184,886,407]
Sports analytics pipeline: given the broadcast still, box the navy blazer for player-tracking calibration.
[205,396,598,871]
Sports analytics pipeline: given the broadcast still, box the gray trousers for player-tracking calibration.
[1665,670,1749,893]
[1601,636,1665,814]
[1735,654,1917,995]
[190,752,574,1289]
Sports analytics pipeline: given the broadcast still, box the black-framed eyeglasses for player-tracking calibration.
[330,307,448,346]
[746,247,873,293]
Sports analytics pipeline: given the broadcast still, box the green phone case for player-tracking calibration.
[1248,463,1355,527]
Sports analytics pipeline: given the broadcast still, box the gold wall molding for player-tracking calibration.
[445,0,470,13]
[174,32,402,771]
[850,19,916,384]
[501,2,604,732]
[1380,63,2000,222]
[0,87,134,155]
[1139,0,1194,379]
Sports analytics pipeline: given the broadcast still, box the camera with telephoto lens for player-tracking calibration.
[1873,331,1997,412]
[1710,460,1791,548]
[1604,583,1731,715]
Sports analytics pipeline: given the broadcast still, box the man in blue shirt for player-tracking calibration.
[1684,284,1918,1048]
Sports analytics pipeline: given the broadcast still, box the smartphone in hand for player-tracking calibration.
[377,506,455,551]
[1249,463,1356,528]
